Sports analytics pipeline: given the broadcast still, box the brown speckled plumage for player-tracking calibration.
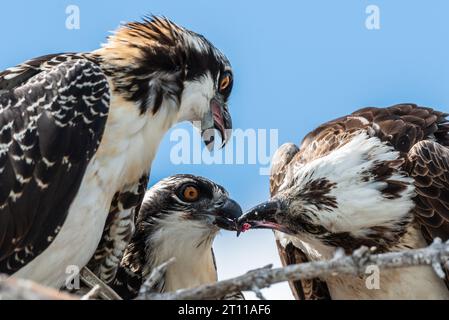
[270,104,449,299]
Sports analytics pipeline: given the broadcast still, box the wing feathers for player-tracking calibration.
[88,175,149,284]
[275,240,330,300]
[0,57,110,273]
[270,143,299,196]
[409,140,449,245]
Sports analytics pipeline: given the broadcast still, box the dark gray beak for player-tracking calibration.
[212,199,243,231]
[201,97,232,151]
[237,199,290,236]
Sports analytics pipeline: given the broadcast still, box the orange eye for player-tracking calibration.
[183,186,200,202]
[220,75,231,92]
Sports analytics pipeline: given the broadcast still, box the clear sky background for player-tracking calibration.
[1,0,449,299]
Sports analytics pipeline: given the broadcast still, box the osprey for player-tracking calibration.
[108,175,243,299]
[0,17,234,288]
[239,104,449,299]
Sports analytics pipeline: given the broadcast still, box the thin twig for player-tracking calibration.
[136,258,176,300]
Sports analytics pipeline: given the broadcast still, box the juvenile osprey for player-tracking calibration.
[239,104,449,299]
[0,17,234,288]
[108,175,242,299]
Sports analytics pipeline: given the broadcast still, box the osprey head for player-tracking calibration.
[120,175,242,294]
[97,16,234,149]
[239,133,416,252]
[140,174,242,233]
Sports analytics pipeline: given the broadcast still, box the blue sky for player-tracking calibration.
[2,0,449,299]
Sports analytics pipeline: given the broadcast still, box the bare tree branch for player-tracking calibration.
[80,267,122,300]
[2,239,448,300]
[0,276,77,300]
[81,285,101,300]
[143,238,449,300]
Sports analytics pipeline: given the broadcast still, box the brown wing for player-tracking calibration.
[408,140,449,286]
[270,143,331,299]
[299,104,448,163]
[275,240,330,300]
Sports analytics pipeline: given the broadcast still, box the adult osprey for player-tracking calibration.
[239,104,449,299]
[108,175,242,299]
[0,17,234,288]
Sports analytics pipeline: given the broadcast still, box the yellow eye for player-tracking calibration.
[220,74,231,92]
[183,186,200,202]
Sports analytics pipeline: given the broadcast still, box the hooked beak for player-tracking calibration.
[201,97,232,151]
[237,199,290,236]
[203,198,243,231]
